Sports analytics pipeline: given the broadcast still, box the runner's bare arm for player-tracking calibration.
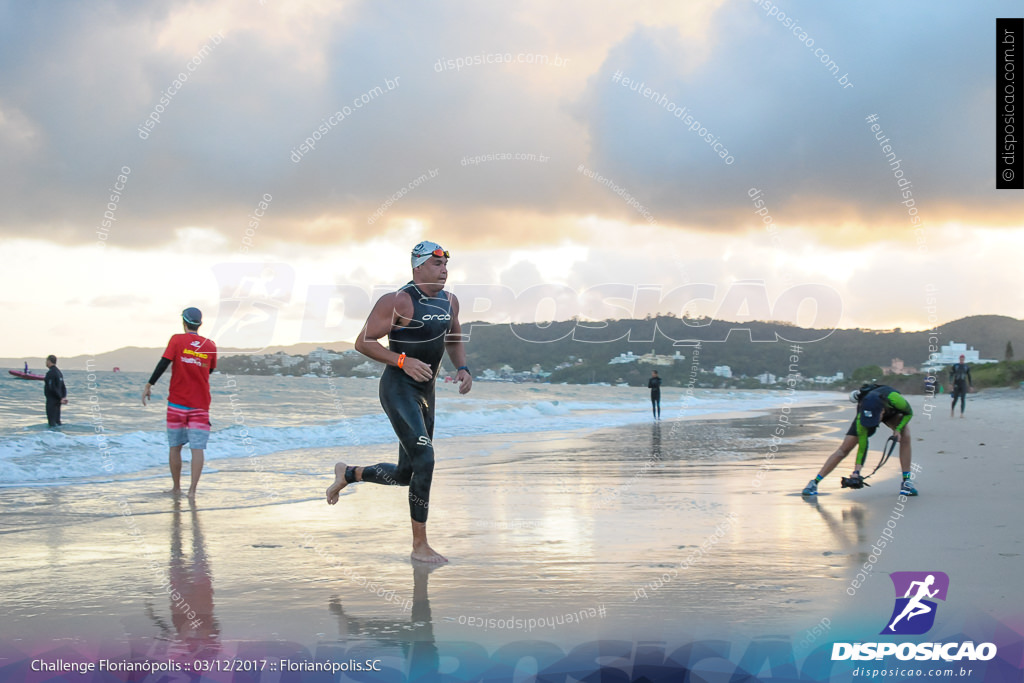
[355,291,433,381]
[445,294,473,394]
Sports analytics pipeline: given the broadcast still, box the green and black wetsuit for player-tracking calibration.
[845,385,912,468]
[360,283,452,523]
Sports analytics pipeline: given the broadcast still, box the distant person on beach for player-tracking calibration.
[949,355,972,418]
[802,384,916,497]
[327,241,472,564]
[43,355,68,427]
[142,308,218,498]
[648,370,662,420]
[24,361,29,374]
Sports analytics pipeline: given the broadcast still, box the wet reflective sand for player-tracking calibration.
[2,397,1020,670]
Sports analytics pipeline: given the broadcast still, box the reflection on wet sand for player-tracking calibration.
[145,498,220,658]
[329,563,440,679]
[802,496,868,554]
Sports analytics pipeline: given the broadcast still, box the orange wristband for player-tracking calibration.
[397,353,406,369]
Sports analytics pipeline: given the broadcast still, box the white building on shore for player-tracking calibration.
[813,371,845,384]
[920,341,998,373]
[308,347,345,363]
[638,351,684,366]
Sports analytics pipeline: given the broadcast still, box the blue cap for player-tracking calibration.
[182,307,203,326]
[858,393,884,428]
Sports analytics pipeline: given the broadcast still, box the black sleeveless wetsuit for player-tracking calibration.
[648,376,662,419]
[360,282,452,523]
[950,362,971,414]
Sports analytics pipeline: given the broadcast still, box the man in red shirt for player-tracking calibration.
[142,308,218,498]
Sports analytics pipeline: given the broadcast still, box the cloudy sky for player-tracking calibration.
[1,0,1021,358]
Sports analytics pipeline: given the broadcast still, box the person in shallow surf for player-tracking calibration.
[142,307,218,499]
[326,241,472,564]
[43,355,68,427]
[648,370,662,420]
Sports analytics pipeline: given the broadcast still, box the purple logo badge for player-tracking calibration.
[882,571,949,635]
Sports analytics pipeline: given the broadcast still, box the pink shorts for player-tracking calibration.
[166,405,210,449]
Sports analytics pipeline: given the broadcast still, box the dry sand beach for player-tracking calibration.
[1,389,1021,681]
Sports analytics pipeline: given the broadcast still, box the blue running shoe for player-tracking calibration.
[900,480,918,496]
[802,480,818,496]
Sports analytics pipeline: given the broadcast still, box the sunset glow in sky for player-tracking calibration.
[1,0,1022,357]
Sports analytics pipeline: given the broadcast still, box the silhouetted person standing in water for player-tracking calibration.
[44,355,67,427]
[648,370,662,420]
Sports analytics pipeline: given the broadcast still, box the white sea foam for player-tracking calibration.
[0,372,840,485]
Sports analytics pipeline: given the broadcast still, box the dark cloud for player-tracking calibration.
[574,1,1022,238]
[0,0,1021,252]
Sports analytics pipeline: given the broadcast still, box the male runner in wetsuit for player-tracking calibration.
[648,370,662,420]
[949,354,972,418]
[327,241,472,564]
[801,384,917,496]
[43,355,68,427]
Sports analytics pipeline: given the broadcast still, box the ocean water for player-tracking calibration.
[0,370,842,487]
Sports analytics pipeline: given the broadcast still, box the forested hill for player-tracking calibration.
[457,314,1024,383]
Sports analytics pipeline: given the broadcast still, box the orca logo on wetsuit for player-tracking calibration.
[422,314,451,321]
[417,435,432,447]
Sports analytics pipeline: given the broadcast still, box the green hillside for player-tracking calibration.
[455,315,1024,388]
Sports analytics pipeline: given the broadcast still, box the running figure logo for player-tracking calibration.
[209,262,294,352]
[882,571,949,635]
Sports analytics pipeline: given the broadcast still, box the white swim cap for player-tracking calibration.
[411,240,448,268]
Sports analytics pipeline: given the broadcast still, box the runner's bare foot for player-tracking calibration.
[327,462,349,505]
[411,542,448,564]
